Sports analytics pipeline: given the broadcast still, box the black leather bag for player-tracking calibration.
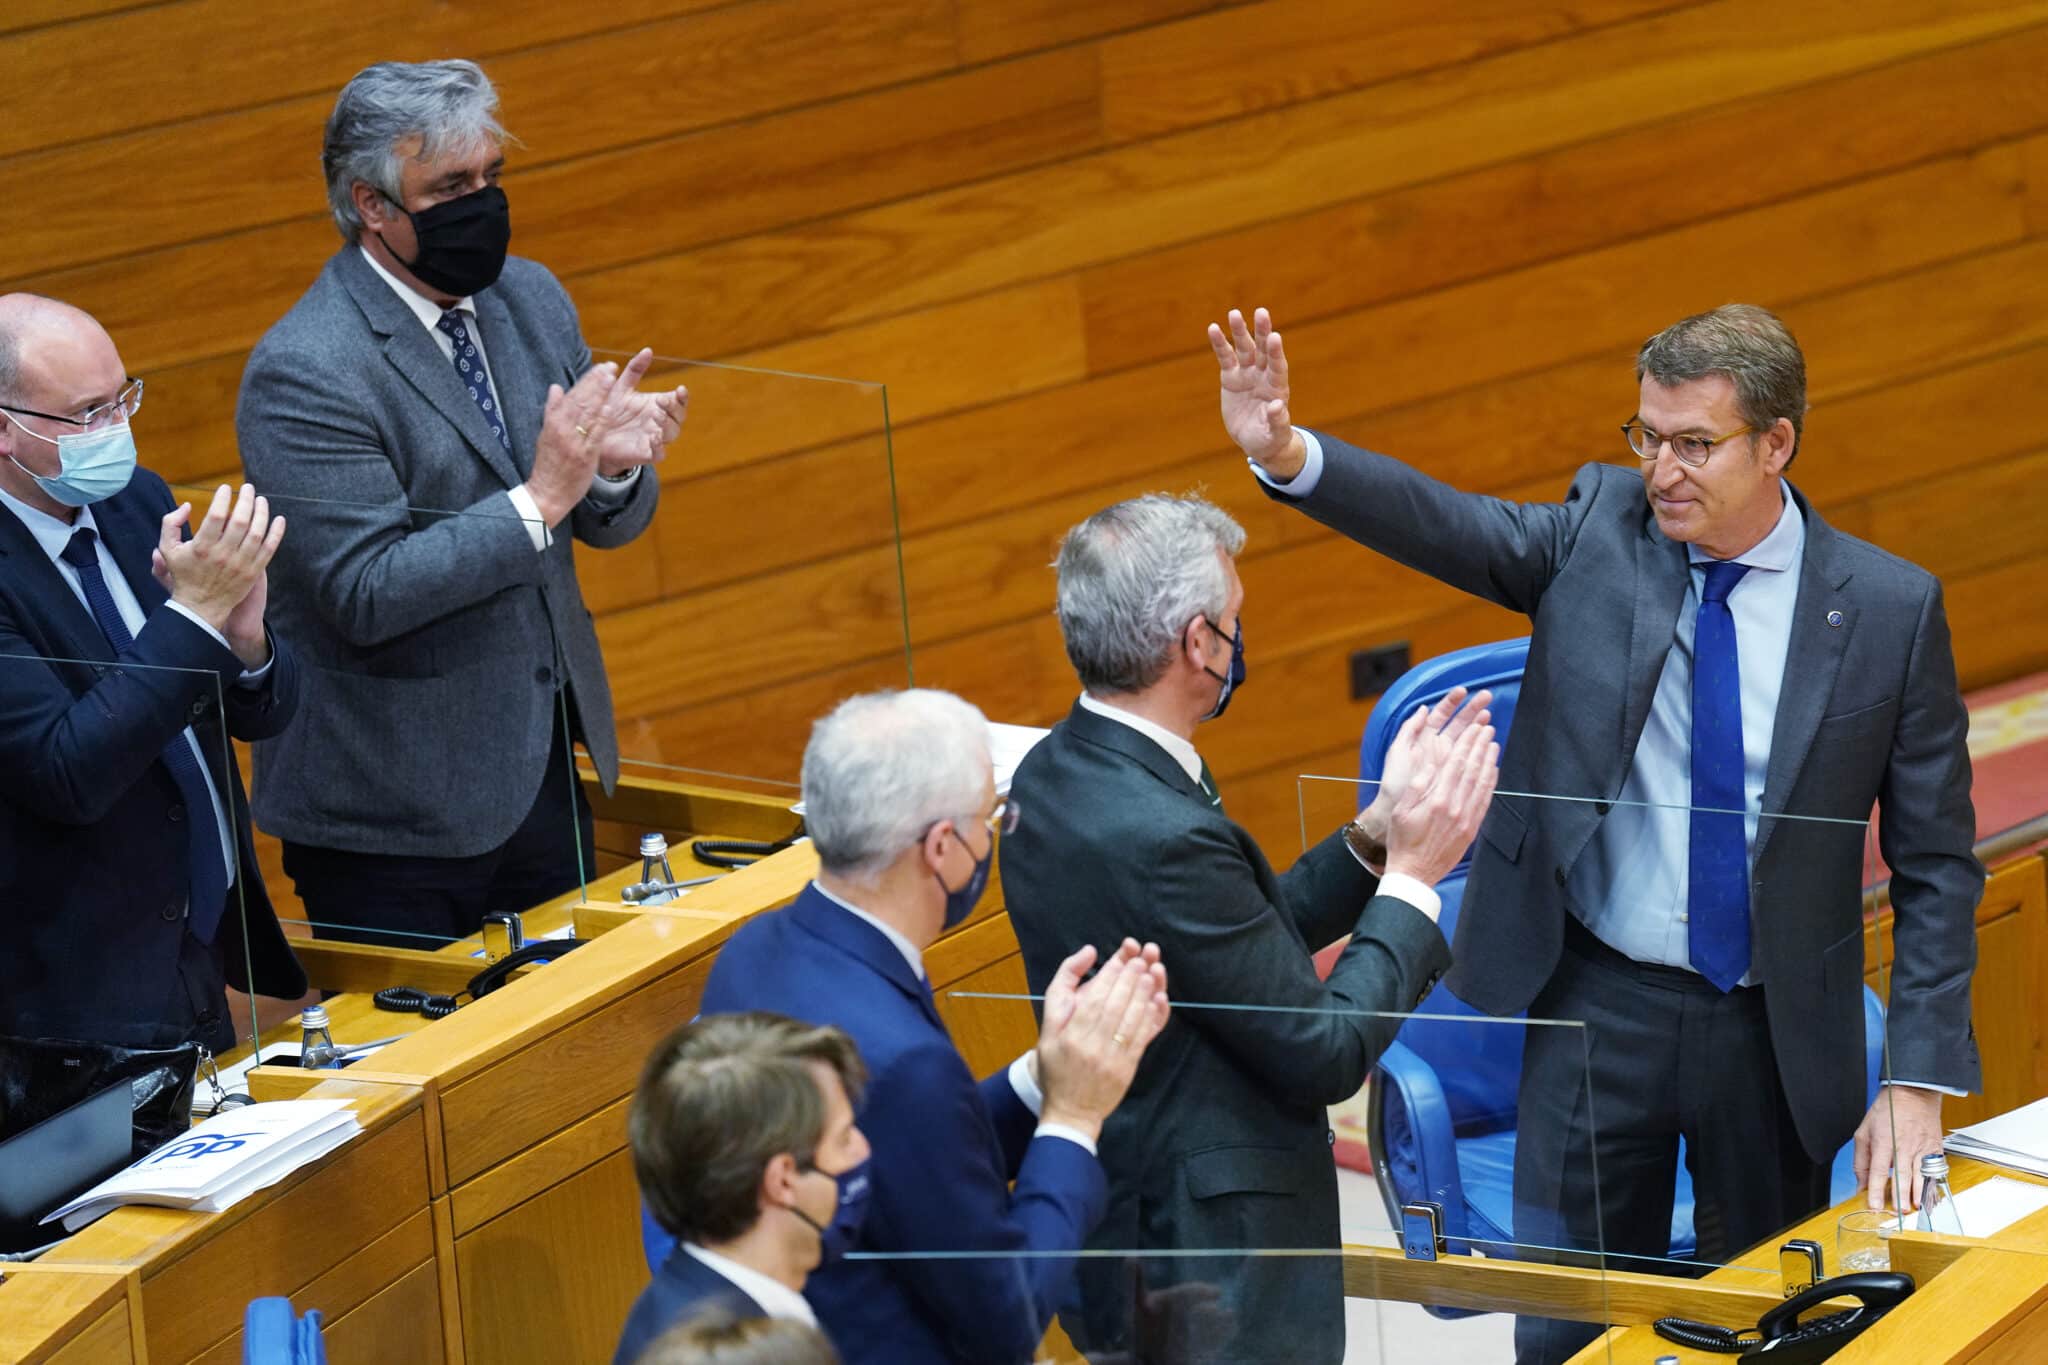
[0,1033,200,1162]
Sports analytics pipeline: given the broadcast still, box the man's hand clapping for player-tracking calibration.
[1383,712,1500,893]
[1035,938,1171,1145]
[525,348,687,526]
[152,483,283,670]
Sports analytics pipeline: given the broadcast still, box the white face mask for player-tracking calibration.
[3,412,137,507]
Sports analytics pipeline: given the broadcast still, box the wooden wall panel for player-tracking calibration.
[10,0,2048,868]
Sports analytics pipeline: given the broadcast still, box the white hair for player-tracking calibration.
[321,60,508,242]
[1054,493,1246,693]
[802,689,991,883]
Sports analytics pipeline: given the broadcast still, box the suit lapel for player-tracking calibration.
[1062,700,1214,810]
[335,250,525,491]
[1622,520,1690,762]
[789,885,940,1027]
[0,499,114,663]
[472,289,543,476]
[92,487,169,618]
[1753,490,1855,868]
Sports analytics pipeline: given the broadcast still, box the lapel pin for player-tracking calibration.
[1826,610,1844,628]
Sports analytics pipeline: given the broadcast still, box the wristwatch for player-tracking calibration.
[1341,821,1387,872]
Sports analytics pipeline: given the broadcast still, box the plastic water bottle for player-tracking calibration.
[299,1004,338,1070]
[1916,1153,1965,1235]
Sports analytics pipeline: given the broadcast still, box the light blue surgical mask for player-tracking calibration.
[3,414,137,508]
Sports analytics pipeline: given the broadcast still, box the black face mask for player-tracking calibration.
[1200,618,1246,722]
[383,185,511,298]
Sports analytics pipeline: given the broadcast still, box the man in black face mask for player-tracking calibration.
[236,60,686,947]
[1000,493,1501,1365]
[617,1011,871,1363]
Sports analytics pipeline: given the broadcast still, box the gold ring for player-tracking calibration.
[1112,1033,1129,1046]
[575,424,590,437]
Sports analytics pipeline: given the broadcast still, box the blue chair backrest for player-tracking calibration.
[1360,638,1531,1134]
[243,1298,326,1365]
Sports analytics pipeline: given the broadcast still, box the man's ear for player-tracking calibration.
[354,181,398,233]
[761,1151,801,1209]
[1762,416,1797,475]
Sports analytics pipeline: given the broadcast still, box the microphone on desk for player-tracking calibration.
[621,874,725,903]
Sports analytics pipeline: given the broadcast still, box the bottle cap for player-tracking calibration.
[301,1004,330,1029]
[1919,1152,1950,1178]
[639,832,669,857]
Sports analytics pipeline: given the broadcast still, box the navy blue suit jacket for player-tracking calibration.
[698,884,1107,1365]
[0,469,306,1048]
[613,1246,766,1365]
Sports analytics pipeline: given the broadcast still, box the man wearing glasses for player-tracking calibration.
[1214,303,1980,1364]
[698,688,1171,1365]
[0,293,306,1053]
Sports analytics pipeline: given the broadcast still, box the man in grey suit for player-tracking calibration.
[1000,493,1499,1364]
[238,60,686,945]
[1213,303,1981,1362]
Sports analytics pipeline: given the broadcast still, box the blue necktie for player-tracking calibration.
[59,527,230,943]
[436,311,511,453]
[1689,560,1753,991]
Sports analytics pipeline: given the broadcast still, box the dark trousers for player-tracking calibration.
[284,704,595,950]
[1512,919,1832,1365]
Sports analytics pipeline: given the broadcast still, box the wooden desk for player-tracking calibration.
[1563,1157,2048,1363]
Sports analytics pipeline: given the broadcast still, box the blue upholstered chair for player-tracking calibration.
[1357,638,1885,1311]
[243,1297,326,1364]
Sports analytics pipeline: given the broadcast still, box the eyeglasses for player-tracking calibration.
[923,796,1021,847]
[1621,419,1753,467]
[0,378,145,433]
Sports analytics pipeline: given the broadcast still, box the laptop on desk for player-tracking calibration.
[0,1080,132,1253]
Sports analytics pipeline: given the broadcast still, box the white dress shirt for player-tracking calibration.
[680,1243,817,1326]
[1076,691,1439,918]
[810,879,1097,1155]
[356,246,638,554]
[0,485,268,890]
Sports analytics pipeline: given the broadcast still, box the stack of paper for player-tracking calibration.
[988,722,1050,795]
[44,1099,361,1232]
[1945,1096,2048,1177]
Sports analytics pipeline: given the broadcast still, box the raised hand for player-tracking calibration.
[153,484,285,666]
[1207,306,1305,477]
[1036,939,1171,1144]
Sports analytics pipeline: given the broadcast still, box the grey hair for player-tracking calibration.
[1054,493,1246,694]
[802,689,991,883]
[1636,304,1807,466]
[322,60,508,243]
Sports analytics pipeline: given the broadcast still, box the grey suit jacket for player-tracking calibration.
[1001,702,1452,1365]
[236,248,657,857]
[1273,434,1982,1160]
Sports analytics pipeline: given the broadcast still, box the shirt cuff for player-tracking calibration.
[504,484,555,552]
[586,466,642,503]
[1247,428,1325,498]
[1008,1052,1044,1115]
[1011,1051,1099,1157]
[1885,1080,1969,1098]
[1374,871,1442,923]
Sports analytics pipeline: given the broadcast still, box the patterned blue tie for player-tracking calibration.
[1689,560,1753,991]
[59,527,230,943]
[436,310,511,453]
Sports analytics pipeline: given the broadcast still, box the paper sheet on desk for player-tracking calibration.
[1944,1176,2048,1238]
[1946,1095,2048,1176]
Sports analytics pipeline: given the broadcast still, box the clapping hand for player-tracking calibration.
[1035,938,1171,1144]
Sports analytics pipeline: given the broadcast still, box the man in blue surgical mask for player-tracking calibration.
[0,293,307,1053]
[698,688,1172,1365]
